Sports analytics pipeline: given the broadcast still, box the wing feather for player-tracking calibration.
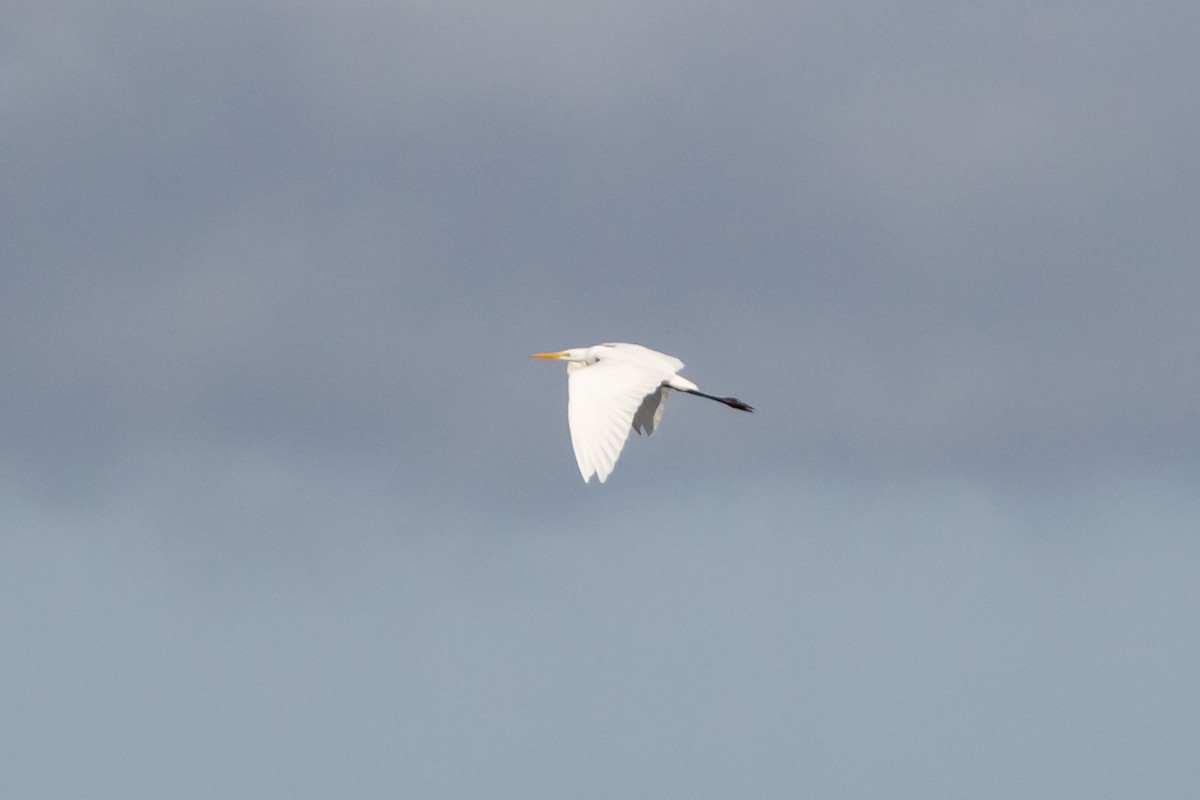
[567,360,670,482]
[631,386,668,435]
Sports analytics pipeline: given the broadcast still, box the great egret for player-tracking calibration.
[532,342,753,483]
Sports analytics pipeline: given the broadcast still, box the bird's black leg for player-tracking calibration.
[681,389,754,412]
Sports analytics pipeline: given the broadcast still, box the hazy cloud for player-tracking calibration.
[3,1,1198,796]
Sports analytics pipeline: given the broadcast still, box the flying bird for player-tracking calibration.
[532,342,753,483]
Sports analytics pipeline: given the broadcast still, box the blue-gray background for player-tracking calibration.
[4,2,1199,797]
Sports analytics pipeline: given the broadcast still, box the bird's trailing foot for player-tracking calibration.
[720,397,754,412]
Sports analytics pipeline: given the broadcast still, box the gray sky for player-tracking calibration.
[4,1,1199,797]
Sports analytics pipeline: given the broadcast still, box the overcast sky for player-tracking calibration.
[4,1,1199,797]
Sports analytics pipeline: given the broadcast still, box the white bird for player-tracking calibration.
[532,342,753,483]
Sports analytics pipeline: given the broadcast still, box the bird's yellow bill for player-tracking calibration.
[531,351,566,359]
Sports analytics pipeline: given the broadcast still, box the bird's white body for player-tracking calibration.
[533,343,752,483]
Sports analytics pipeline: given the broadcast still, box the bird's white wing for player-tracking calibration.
[567,360,669,483]
[602,343,684,373]
[631,386,668,435]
